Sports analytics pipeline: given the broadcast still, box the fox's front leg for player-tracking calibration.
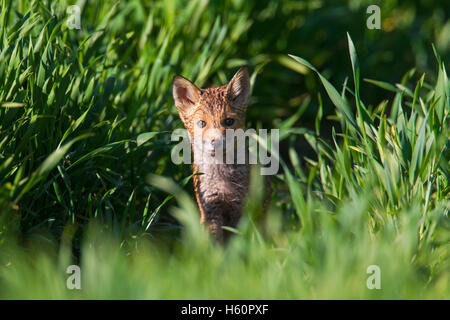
[201,213,224,242]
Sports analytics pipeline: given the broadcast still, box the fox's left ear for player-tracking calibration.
[227,66,250,109]
[172,75,201,123]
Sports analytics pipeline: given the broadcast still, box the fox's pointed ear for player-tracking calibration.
[172,75,201,120]
[227,66,250,108]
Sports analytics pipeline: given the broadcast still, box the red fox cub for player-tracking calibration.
[172,66,269,242]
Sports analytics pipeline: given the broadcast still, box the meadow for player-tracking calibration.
[0,0,448,299]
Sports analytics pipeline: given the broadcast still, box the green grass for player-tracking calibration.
[0,0,449,299]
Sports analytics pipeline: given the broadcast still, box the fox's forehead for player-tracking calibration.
[195,85,244,118]
[197,86,228,111]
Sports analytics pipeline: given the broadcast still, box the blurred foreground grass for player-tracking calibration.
[0,0,448,299]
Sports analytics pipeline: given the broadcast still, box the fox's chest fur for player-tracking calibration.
[193,162,249,237]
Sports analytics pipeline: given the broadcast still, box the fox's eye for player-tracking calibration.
[224,118,235,126]
[197,120,206,128]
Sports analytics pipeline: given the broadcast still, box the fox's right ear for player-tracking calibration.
[172,75,201,121]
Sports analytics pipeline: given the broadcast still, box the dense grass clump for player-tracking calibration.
[0,1,448,299]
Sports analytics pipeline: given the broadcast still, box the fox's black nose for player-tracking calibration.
[210,138,224,149]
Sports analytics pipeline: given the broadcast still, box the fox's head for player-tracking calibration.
[172,66,250,160]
